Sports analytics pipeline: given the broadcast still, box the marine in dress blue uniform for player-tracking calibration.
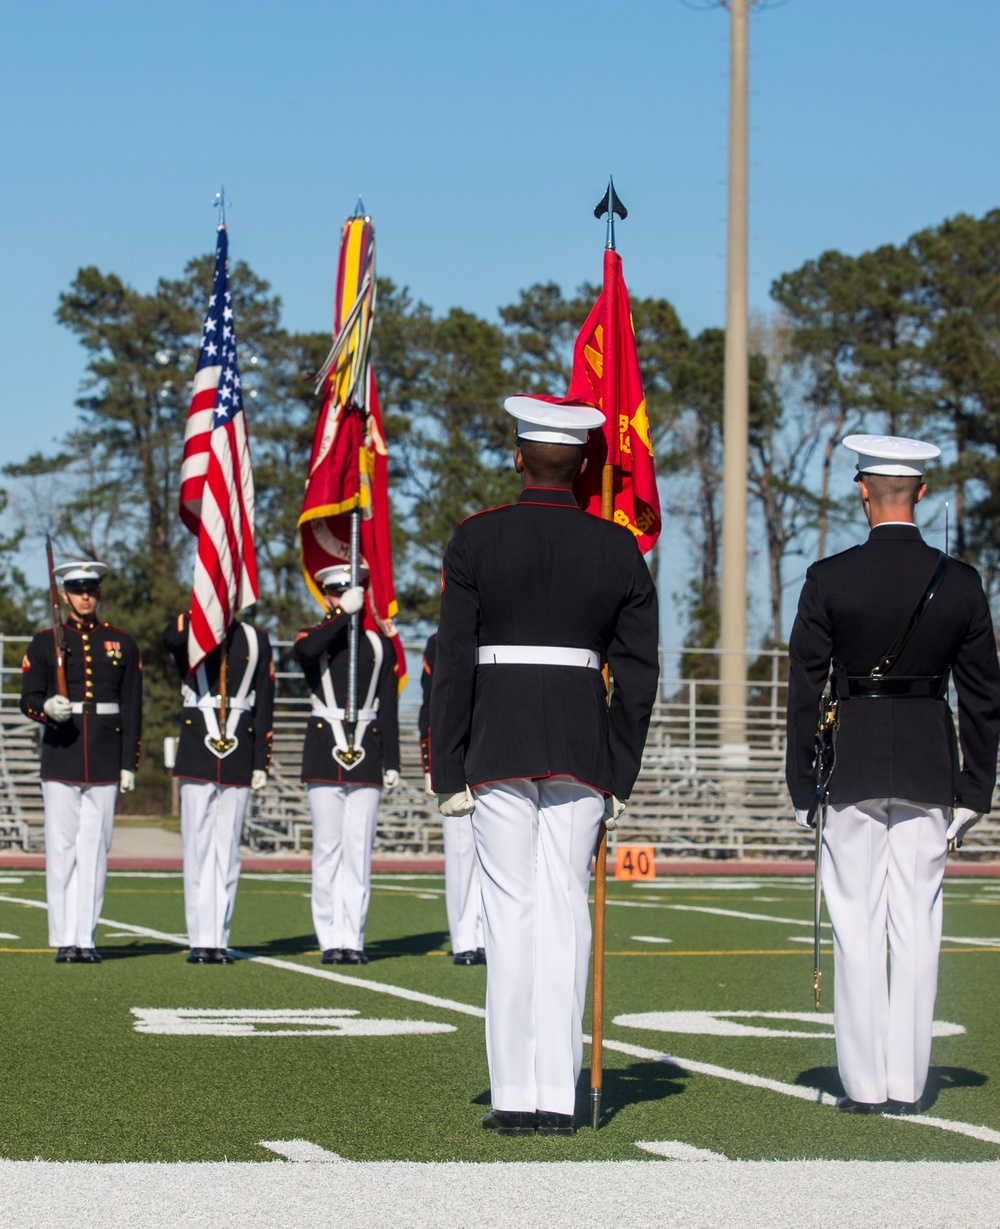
[431,397,659,1135]
[786,435,1000,1113]
[20,561,142,962]
[294,563,400,964]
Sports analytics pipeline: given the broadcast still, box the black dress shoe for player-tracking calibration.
[321,948,344,964]
[836,1097,888,1114]
[474,947,487,965]
[210,948,235,964]
[76,948,102,963]
[452,950,478,966]
[339,949,369,964]
[55,946,79,963]
[536,1111,574,1136]
[885,1098,921,1115]
[481,1109,536,1136]
[186,947,212,964]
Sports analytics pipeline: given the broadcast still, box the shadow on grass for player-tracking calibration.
[794,1066,844,1100]
[234,933,319,957]
[365,931,450,960]
[588,1060,688,1127]
[98,942,187,961]
[232,931,452,961]
[794,1064,987,1112]
[473,1064,688,1124]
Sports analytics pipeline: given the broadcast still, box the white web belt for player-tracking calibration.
[476,644,600,669]
[310,629,382,764]
[180,625,259,756]
[70,702,120,714]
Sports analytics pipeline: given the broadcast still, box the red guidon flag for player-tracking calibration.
[179,224,258,670]
[562,250,661,553]
[298,213,406,685]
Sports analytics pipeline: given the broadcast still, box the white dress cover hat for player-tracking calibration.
[316,562,370,587]
[504,396,606,446]
[53,561,109,585]
[842,434,941,477]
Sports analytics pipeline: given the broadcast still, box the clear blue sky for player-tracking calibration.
[1,0,997,635]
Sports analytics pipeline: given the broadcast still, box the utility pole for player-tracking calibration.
[719,0,750,759]
[700,0,778,755]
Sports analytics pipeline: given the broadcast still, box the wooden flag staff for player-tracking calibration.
[590,176,627,1133]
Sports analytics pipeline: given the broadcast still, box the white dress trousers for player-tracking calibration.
[42,781,118,949]
[180,780,250,950]
[443,814,483,954]
[309,784,381,952]
[822,797,949,1104]
[471,777,604,1116]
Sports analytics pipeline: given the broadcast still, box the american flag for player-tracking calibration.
[179,224,258,671]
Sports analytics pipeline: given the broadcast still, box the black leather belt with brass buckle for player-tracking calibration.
[843,675,945,699]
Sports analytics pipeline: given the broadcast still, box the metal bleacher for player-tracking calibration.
[2,635,999,861]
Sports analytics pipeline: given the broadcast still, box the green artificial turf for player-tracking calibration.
[0,870,998,1163]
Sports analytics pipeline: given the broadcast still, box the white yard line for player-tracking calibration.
[629,899,1000,948]
[661,903,827,928]
[635,1140,728,1161]
[2,892,998,1150]
[370,883,446,897]
[258,1140,343,1162]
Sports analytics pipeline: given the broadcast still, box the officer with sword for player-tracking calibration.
[787,434,1000,1115]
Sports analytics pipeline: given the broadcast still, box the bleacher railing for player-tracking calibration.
[2,634,998,860]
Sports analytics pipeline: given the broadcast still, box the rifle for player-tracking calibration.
[46,536,69,699]
[808,692,838,1010]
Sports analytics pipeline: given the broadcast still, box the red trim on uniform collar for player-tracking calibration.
[66,614,99,630]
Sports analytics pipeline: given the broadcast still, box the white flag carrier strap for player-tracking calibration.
[182,625,259,757]
[311,631,383,762]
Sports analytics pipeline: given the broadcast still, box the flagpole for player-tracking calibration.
[590,175,626,1133]
[343,200,371,764]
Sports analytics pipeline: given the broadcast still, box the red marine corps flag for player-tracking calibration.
[179,219,258,671]
[537,182,661,555]
[566,185,660,554]
[298,204,406,686]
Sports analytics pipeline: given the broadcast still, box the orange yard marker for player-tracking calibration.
[614,845,656,881]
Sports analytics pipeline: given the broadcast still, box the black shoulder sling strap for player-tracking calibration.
[869,551,951,678]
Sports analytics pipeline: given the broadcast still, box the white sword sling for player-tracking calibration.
[311,630,382,771]
[181,626,259,760]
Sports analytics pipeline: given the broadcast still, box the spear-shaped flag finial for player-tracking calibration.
[352,195,367,219]
[213,185,229,229]
[594,176,627,251]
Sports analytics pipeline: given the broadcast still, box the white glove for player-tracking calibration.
[119,770,135,793]
[424,772,433,795]
[43,695,72,723]
[946,806,983,847]
[337,586,365,615]
[795,809,813,830]
[383,768,400,791]
[438,788,475,818]
[603,795,626,831]
[251,770,268,792]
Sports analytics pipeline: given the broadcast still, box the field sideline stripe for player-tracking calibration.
[3,892,998,1148]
